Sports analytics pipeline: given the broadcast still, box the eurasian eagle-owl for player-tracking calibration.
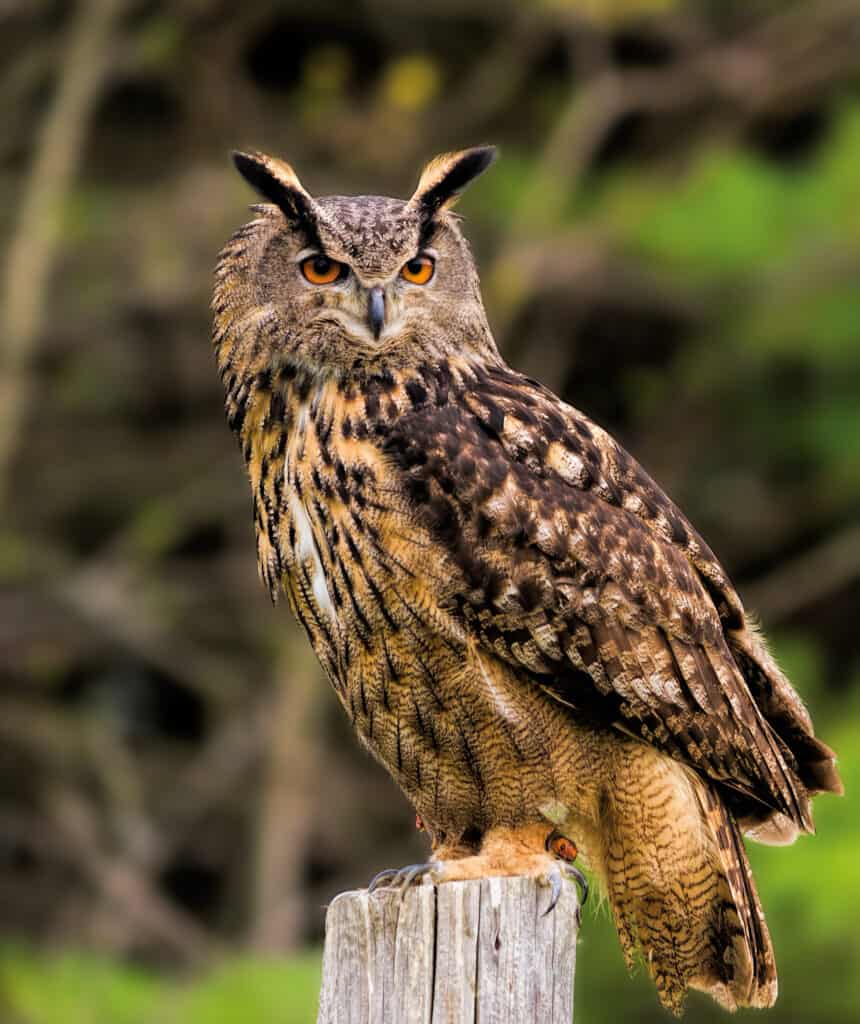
[212,146,842,1013]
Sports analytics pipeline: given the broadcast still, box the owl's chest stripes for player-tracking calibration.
[281,391,345,645]
[287,492,336,620]
[275,381,400,663]
[250,365,490,676]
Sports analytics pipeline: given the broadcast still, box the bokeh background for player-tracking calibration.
[1,1,858,1021]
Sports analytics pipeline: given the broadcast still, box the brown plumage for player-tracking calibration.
[212,147,842,1013]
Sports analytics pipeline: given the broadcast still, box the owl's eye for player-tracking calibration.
[401,254,435,285]
[300,255,347,285]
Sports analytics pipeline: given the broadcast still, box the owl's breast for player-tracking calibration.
[263,375,459,690]
[283,489,338,621]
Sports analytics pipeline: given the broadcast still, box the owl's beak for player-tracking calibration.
[368,286,385,339]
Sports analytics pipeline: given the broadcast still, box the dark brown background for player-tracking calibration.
[1,2,857,1021]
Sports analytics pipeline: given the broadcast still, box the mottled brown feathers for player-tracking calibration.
[213,148,841,1015]
[380,361,828,834]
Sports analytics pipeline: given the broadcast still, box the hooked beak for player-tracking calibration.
[368,286,385,339]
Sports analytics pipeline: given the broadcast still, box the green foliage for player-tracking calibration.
[0,950,161,1024]
[595,104,860,277]
[462,148,537,229]
[0,951,322,1024]
[161,956,322,1024]
[568,102,860,525]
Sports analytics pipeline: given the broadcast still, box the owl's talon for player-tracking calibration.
[367,862,439,895]
[543,867,564,915]
[564,862,589,908]
[368,868,400,893]
[398,862,432,897]
[541,863,589,918]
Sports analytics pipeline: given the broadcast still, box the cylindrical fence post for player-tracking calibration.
[317,875,579,1024]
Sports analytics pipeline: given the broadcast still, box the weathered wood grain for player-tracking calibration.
[317,876,578,1024]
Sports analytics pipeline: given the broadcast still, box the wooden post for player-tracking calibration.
[317,876,579,1024]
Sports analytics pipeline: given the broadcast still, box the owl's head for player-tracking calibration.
[214,147,497,384]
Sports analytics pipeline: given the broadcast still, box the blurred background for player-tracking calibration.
[0,0,858,1021]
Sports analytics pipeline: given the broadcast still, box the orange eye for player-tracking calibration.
[401,254,435,285]
[301,255,346,285]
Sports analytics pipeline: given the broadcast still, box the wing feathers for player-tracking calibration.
[381,358,837,832]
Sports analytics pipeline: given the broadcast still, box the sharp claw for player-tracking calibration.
[565,864,589,907]
[368,868,399,893]
[398,863,429,897]
[542,868,563,916]
[368,862,438,896]
[541,863,589,917]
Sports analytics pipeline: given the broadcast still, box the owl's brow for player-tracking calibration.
[292,214,325,254]
[418,217,438,249]
[296,246,338,263]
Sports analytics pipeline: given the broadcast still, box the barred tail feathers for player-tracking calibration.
[604,742,777,1015]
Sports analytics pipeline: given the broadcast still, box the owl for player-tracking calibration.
[212,147,842,1014]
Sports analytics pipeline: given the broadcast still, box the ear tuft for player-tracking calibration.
[232,151,317,230]
[409,146,497,218]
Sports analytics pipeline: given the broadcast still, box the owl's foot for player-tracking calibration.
[542,862,589,918]
[368,861,441,895]
[543,828,588,916]
[367,825,588,916]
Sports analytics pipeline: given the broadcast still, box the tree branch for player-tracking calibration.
[0,0,125,508]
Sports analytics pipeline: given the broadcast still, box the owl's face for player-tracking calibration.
[216,148,498,383]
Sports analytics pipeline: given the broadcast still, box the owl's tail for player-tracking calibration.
[691,782,777,1010]
[602,742,776,1015]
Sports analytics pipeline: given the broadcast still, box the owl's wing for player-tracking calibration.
[382,360,833,831]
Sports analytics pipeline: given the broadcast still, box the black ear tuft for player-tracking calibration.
[410,146,498,218]
[232,150,318,231]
